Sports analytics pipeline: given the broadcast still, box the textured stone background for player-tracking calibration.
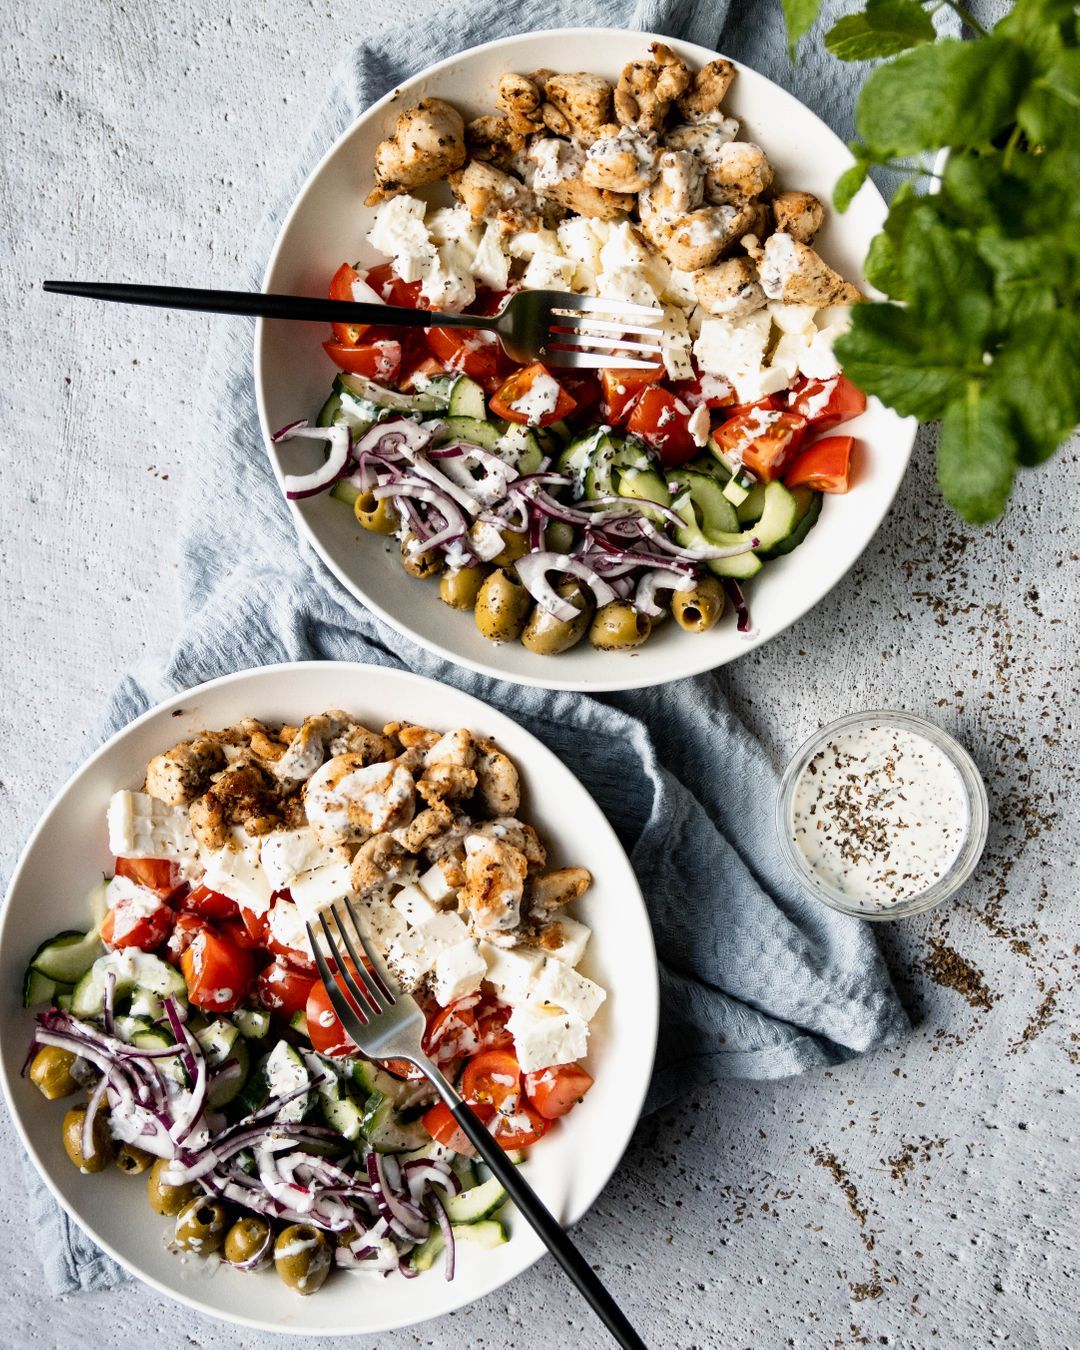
[1,3,1077,1347]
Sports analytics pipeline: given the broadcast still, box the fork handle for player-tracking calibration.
[451,1100,649,1349]
[41,280,498,332]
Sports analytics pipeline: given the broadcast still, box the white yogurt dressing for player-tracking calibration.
[791,724,969,910]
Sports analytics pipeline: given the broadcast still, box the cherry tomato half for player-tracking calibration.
[524,1063,595,1119]
[425,328,501,384]
[489,363,577,427]
[626,386,696,467]
[180,927,255,1012]
[784,434,856,493]
[183,884,240,923]
[714,407,808,482]
[461,1049,522,1112]
[256,958,316,1017]
[100,891,174,952]
[323,337,402,382]
[600,366,663,425]
[421,1100,496,1156]
[328,262,372,345]
[114,857,181,897]
[788,374,865,431]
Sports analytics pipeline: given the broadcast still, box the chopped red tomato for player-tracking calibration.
[600,366,663,425]
[183,885,240,923]
[475,1000,514,1053]
[524,1063,594,1119]
[165,912,206,965]
[558,371,603,427]
[789,374,865,431]
[378,1058,428,1081]
[100,890,174,952]
[492,1100,550,1148]
[626,386,696,466]
[469,286,512,317]
[423,995,484,1063]
[220,917,266,951]
[462,1049,522,1112]
[785,435,856,493]
[264,900,317,974]
[237,906,270,947]
[672,371,737,411]
[305,957,374,1058]
[255,958,315,1017]
[425,327,501,384]
[364,261,423,309]
[114,857,181,897]
[399,355,446,391]
[328,262,372,346]
[180,927,255,1012]
[323,337,402,382]
[490,363,577,426]
[422,1100,496,1156]
[714,406,808,482]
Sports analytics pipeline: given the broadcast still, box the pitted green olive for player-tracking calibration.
[30,1045,79,1100]
[224,1215,274,1269]
[115,1142,154,1175]
[439,564,490,611]
[490,530,529,566]
[353,490,399,535]
[274,1223,331,1295]
[400,533,443,579]
[671,577,726,633]
[62,1105,113,1172]
[521,581,592,655]
[148,1157,198,1215]
[474,568,532,642]
[174,1197,229,1254]
[589,600,652,650]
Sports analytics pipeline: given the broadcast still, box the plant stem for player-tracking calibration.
[940,0,990,36]
[1002,123,1022,172]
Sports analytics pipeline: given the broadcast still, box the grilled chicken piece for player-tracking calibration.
[582,125,661,194]
[449,160,543,232]
[759,232,862,306]
[145,737,225,806]
[350,834,414,898]
[496,72,546,134]
[537,71,613,141]
[528,867,593,921]
[366,98,467,205]
[694,256,767,318]
[189,764,281,849]
[703,142,773,205]
[771,190,825,244]
[615,43,691,132]
[665,113,740,169]
[466,113,527,171]
[460,834,528,933]
[304,753,415,846]
[677,58,736,120]
[473,739,521,817]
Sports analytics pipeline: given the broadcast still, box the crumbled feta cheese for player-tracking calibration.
[521,249,576,291]
[693,309,777,403]
[479,942,545,1002]
[660,303,694,381]
[419,241,477,311]
[688,404,712,447]
[507,228,560,261]
[661,267,699,310]
[507,1002,589,1072]
[534,959,607,1022]
[288,860,357,914]
[529,138,584,190]
[426,205,481,249]
[556,216,606,289]
[260,827,340,893]
[392,883,439,926]
[597,265,661,309]
[350,898,408,949]
[417,863,457,905]
[107,790,198,861]
[798,310,851,379]
[767,301,817,335]
[367,195,435,281]
[599,221,653,272]
[432,940,487,1005]
[470,222,511,291]
[200,827,274,915]
[535,916,591,968]
[267,897,311,958]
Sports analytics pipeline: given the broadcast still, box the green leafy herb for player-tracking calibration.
[784,0,1080,521]
[783,0,824,57]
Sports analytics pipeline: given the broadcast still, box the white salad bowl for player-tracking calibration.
[0,662,657,1335]
[255,27,916,693]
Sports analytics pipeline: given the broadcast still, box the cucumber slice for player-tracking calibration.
[289,1010,310,1038]
[23,969,59,1008]
[232,1009,272,1040]
[127,1024,187,1086]
[617,465,672,515]
[556,428,609,494]
[584,436,653,500]
[329,479,363,508]
[537,419,571,453]
[735,481,766,525]
[436,415,502,450]
[741,480,799,551]
[316,391,344,428]
[360,1093,430,1153]
[315,1064,366,1142]
[444,1175,508,1224]
[410,1219,509,1273]
[30,930,105,986]
[447,376,488,420]
[194,1019,241,1067]
[70,951,186,1019]
[338,372,447,413]
[668,470,739,535]
[54,992,74,1012]
[207,1039,250,1108]
[497,425,543,473]
[264,1040,310,1123]
[757,487,822,559]
[351,1059,418,1107]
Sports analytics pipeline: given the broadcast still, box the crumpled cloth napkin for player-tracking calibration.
[30,0,914,1293]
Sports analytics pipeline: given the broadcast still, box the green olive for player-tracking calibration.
[521,581,592,655]
[439,563,490,611]
[544,520,576,553]
[62,1105,113,1172]
[475,568,533,643]
[274,1223,331,1295]
[224,1215,274,1269]
[400,533,443,579]
[147,1157,198,1215]
[174,1197,229,1254]
[29,1045,79,1100]
[589,600,652,650]
[671,577,726,633]
[490,529,529,567]
[353,490,399,535]
[115,1143,154,1175]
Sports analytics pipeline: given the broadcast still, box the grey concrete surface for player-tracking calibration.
[1,3,1076,1347]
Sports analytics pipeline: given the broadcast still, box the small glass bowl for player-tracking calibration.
[775,709,989,921]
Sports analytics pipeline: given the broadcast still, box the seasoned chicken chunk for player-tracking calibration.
[694,256,767,318]
[145,737,225,806]
[189,764,281,849]
[582,125,661,194]
[449,160,543,231]
[366,98,467,205]
[771,190,825,244]
[419,764,479,802]
[677,58,736,120]
[350,834,414,898]
[703,142,773,205]
[537,71,613,141]
[466,113,527,171]
[496,72,546,135]
[639,149,705,228]
[473,817,546,870]
[460,834,528,933]
[473,739,520,816]
[665,112,740,168]
[759,232,862,306]
[528,867,592,921]
[540,177,634,220]
[393,797,456,853]
[527,137,586,191]
[304,753,416,846]
[273,711,350,785]
[647,201,761,271]
[424,727,476,769]
[385,722,441,752]
[615,43,691,132]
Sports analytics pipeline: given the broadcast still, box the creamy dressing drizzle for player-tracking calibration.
[791,725,968,910]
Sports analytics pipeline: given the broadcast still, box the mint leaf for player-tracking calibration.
[782,0,824,58]
[864,230,902,295]
[936,387,1016,523]
[833,159,869,212]
[825,0,936,61]
[834,305,973,420]
[1017,49,1080,143]
[990,312,1080,464]
[899,206,995,344]
[856,38,1032,155]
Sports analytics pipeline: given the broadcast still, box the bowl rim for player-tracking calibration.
[0,659,658,1334]
[253,25,917,694]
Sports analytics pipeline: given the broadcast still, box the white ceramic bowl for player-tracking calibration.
[255,28,916,693]
[0,662,657,1335]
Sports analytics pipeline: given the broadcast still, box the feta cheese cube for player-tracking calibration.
[688,404,711,447]
[556,217,605,289]
[597,265,660,310]
[367,195,433,266]
[470,223,510,291]
[768,301,817,334]
[288,860,355,915]
[418,860,458,904]
[200,828,273,915]
[507,228,560,261]
[427,205,481,249]
[534,959,607,1022]
[507,1003,589,1072]
[392,883,439,926]
[260,827,343,892]
[432,941,487,1005]
[266,897,311,958]
[479,942,545,1002]
[693,309,775,402]
[660,304,694,381]
[107,790,198,861]
[599,221,652,272]
[798,313,849,380]
[534,916,591,967]
[420,241,477,311]
[419,910,469,953]
[385,927,435,988]
[350,898,407,949]
[521,249,576,291]
[662,267,699,310]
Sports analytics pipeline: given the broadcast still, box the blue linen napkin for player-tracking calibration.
[31,0,916,1293]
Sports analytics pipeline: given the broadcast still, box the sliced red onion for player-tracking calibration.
[635,568,694,616]
[102,970,116,1037]
[723,578,754,634]
[354,418,434,460]
[367,1151,429,1240]
[427,1188,456,1282]
[82,1069,111,1161]
[514,552,618,620]
[577,494,689,531]
[636,518,759,561]
[274,423,352,500]
[404,1161,462,1203]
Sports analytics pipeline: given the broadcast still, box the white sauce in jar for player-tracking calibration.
[790,724,968,910]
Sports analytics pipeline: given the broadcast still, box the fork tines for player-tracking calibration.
[308,898,398,1027]
[543,294,665,372]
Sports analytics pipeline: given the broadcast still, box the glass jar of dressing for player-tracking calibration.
[775,710,988,920]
